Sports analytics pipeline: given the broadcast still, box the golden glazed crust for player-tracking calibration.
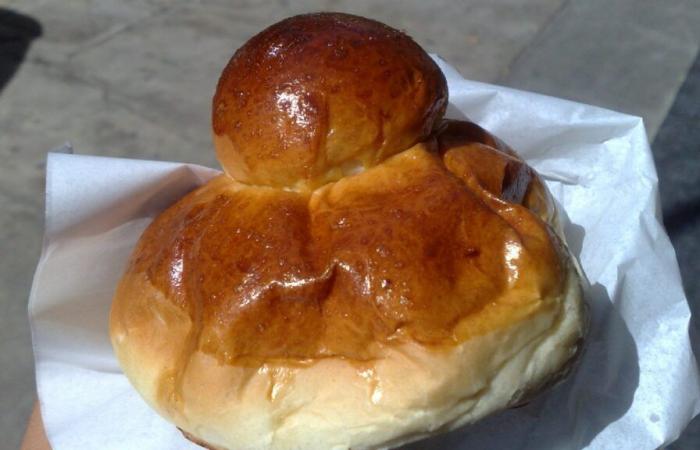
[113,128,565,364]
[110,12,586,450]
[212,12,447,189]
[110,121,586,449]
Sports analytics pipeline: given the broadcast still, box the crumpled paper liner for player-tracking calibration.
[28,57,700,449]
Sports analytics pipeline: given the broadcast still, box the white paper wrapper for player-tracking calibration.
[29,58,700,449]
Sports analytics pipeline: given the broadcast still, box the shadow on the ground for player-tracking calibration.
[664,197,700,236]
[0,7,42,94]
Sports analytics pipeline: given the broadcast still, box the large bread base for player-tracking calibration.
[112,257,583,450]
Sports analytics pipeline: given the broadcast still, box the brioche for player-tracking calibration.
[110,12,586,450]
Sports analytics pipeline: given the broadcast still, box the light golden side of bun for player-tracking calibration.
[212,12,447,189]
[112,264,582,450]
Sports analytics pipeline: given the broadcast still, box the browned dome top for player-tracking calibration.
[212,12,448,189]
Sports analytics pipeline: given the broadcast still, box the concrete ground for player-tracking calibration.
[0,0,698,448]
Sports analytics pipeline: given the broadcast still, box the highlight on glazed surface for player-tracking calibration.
[110,11,586,450]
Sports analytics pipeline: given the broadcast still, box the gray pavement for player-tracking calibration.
[502,0,700,137]
[0,1,698,449]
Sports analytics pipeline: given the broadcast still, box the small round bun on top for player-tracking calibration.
[212,12,447,189]
[110,12,587,450]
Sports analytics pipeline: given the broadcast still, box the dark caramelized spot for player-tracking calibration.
[437,119,553,216]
